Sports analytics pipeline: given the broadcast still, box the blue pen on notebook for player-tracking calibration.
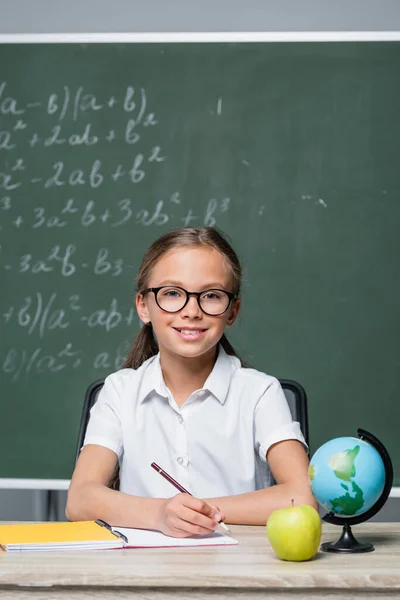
[151,461,232,534]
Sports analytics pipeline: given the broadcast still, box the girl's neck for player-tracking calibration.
[159,346,218,407]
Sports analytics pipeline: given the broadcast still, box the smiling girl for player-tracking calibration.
[66,227,316,536]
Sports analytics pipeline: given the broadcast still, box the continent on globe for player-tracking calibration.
[328,445,360,482]
[327,445,364,515]
[330,480,364,515]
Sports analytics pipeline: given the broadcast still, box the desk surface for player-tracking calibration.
[0,523,399,599]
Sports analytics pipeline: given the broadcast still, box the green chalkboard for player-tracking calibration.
[0,42,399,485]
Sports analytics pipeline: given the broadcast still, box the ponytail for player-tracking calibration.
[220,334,248,368]
[219,334,238,358]
[121,324,158,370]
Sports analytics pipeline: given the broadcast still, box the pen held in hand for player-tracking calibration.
[150,461,232,534]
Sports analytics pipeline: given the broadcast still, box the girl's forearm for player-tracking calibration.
[66,482,164,529]
[206,484,318,526]
[67,481,318,529]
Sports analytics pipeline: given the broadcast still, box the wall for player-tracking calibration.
[1,0,400,34]
[0,1,399,522]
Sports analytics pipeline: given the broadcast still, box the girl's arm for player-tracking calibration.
[66,444,223,536]
[66,445,162,528]
[205,440,318,525]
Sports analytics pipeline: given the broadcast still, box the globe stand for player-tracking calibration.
[321,522,374,553]
[321,429,393,554]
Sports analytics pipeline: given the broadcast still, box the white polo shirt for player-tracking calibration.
[84,347,306,498]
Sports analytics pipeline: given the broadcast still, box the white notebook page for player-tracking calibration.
[114,527,238,548]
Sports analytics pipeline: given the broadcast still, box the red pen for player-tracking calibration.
[151,461,231,533]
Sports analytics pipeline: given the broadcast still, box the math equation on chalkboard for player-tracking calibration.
[0,78,253,383]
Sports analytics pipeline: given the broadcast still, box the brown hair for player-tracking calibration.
[121,226,242,370]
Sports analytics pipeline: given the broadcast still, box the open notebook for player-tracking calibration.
[0,520,238,552]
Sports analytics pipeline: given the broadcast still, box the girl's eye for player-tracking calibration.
[162,288,184,297]
[203,291,222,300]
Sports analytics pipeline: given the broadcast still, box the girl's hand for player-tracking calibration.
[156,493,224,538]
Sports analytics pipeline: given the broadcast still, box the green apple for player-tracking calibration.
[266,501,321,561]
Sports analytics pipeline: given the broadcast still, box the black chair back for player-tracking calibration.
[75,379,105,464]
[279,379,309,448]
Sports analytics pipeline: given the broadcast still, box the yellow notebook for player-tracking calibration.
[0,520,124,552]
[0,520,238,552]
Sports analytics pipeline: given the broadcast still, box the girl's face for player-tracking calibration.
[136,246,240,363]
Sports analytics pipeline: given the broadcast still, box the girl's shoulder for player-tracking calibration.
[102,354,158,395]
[219,357,284,408]
[231,357,282,392]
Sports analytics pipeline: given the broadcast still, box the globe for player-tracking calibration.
[309,436,386,518]
[308,429,393,553]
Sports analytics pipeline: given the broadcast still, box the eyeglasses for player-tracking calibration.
[140,286,236,316]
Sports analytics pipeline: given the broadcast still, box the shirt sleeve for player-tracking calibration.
[254,377,307,462]
[83,373,123,457]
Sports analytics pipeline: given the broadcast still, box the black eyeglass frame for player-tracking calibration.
[140,286,237,316]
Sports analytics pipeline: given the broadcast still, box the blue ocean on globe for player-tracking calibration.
[309,436,386,517]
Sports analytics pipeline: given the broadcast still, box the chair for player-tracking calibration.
[75,378,105,464]
[75,378,309,463]
[279,379,309,448]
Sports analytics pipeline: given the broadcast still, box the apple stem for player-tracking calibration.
[291,498,294,508]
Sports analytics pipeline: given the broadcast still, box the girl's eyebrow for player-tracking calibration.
[156,280,227,289]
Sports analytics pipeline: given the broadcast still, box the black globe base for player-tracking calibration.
[321,523,374,553]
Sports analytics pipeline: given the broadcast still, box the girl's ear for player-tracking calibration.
[226,298,241,327]
[136,292,151,325]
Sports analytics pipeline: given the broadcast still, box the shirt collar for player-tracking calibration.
[202,345,232,404]
[137,345,234,405]
[138,353,168,404]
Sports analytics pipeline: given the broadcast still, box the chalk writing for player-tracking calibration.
[0,82,25,115]
[0,79,236,386]
[2,293,136,337]
[1,341,132,382]
[0,130,15,150]
[2,343,80,383]
[44,85,154,124]
[9,245,124,277]
[3,195,231,230]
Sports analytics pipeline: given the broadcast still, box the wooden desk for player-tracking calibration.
[0,523,399,599]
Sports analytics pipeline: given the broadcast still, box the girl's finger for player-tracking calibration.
[211,505,224,522]
[179,496,223,523]
[173,518,217,537]
[166,525,195,539]
[173,505,219,532]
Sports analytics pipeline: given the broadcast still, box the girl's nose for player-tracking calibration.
[181,295,202,318]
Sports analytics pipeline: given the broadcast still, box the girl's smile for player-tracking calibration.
[172,326,208,342]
